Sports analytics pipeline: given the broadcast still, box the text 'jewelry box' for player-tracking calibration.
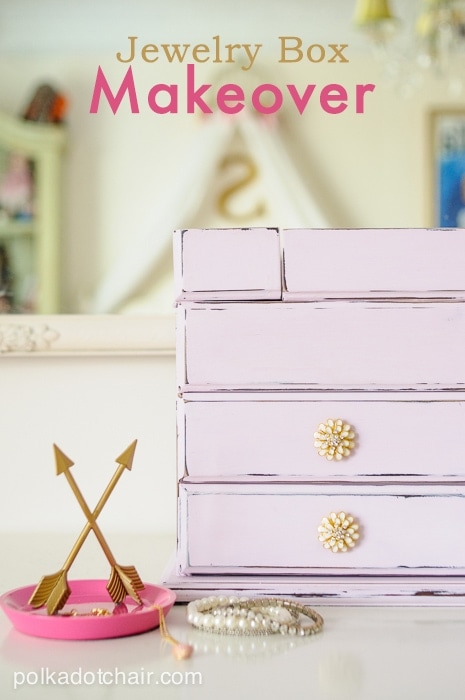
[163,227,465,605]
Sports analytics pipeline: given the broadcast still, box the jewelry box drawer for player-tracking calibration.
[174,227,281,301]
[178,392,465,480]
[178,301,465,390]
[282,228,465,299]
[174,228,465,302]
[177,482,465,575]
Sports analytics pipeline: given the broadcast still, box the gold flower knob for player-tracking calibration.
[314,419,355,460]
[318,511,360,553]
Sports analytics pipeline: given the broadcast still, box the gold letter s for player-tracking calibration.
[216,153,266,222]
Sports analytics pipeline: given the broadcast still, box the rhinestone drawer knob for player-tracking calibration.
[314,419,356,460]
[318,511,360,553]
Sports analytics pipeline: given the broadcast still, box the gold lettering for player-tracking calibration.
[307,44,325,63]
[141,43,158,62]
[116,36,137,62]
[328,44,349,63]
[278,36,303,63]
[192,44,210,62]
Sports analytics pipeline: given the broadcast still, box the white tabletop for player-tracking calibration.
[1,532,464,700]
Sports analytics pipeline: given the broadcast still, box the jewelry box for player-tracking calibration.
[163,227,465,604]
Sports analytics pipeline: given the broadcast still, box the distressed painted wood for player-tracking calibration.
[178,482,465,574]
[179,392,465,480]
[282,228,465,299]
[162,557,465,606]
[173,227,465,604]
[174,227,281,301]
[179,301,465,390]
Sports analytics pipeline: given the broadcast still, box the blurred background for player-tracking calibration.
[0,0,464,315]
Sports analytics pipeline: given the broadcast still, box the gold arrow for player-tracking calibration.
[28,441,144,615]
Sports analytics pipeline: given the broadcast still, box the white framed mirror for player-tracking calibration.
[0,314,174,355]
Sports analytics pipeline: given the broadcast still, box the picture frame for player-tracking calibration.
[430,109,465,228]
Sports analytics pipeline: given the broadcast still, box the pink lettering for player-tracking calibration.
[216,83,245,114]
[251,84,283,114]
[356,83,376,113]
[89,66,139,114]
[147,84,178,113]
[186,64,212,114]
[286,84,316,115]
[320,83,348,114]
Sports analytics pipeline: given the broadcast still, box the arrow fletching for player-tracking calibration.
[107,565,144,605]
[28,570,71,615]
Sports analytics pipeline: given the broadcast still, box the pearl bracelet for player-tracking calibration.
[187,596,324,637]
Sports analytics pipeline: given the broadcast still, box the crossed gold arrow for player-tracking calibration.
[28,440,145,615]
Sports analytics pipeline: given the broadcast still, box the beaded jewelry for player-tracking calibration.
[187,596,324,637]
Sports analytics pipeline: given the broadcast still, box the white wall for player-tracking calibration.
[0,350,177,534]
[0,1,463,313]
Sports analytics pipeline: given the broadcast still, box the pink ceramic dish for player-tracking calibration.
[0,580,176,640]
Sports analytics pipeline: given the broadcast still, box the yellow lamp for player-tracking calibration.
[353,0,397,26]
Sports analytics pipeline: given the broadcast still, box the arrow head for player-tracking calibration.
[115,440,137,471]
[54,444,75,475]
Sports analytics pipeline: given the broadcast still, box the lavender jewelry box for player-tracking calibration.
[162,227,465,604]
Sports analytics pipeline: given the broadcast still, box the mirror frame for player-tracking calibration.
[0,314,175,356]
